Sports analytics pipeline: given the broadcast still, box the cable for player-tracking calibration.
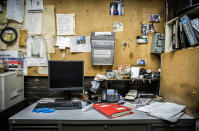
[0,27,18,45]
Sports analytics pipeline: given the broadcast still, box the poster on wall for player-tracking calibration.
[137,59,146,66]
[149,23,155,32]
[110,2,124,15]
[113,22,123,32]
[149,14,160,23]
[141,24,148,36]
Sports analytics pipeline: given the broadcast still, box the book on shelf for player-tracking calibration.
[93,103,133,119]
[180,15,199,46]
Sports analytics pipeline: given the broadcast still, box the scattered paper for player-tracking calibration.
[56,36,71,49]
[113,22,123,32]
[38,67,48,74]
[26,0,43,12]
[56,14,75,35]
[138,102,185,122]
[25,12,42,35]
[70,36,91,52]
[26,36,48,66]
[93,50,111,58]
[6,0,24,23]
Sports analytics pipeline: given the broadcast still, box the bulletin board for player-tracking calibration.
[5,0,165,76]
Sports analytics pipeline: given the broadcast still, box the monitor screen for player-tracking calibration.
[48,60,84,91]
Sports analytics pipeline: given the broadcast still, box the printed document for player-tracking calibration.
[25,12,42,35]
[56,14,75,35]
[94,50,111,58]
[6,0,24,23]
[56,36,71,49]
[26,0,43,12]
[138,102,185,122]
[26,36,48,66]
[70,36,91,52]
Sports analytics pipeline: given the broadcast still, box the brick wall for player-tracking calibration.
[24,76,94,104]
[24,76,159,104]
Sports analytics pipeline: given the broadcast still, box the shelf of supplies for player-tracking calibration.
[164,5,199,53]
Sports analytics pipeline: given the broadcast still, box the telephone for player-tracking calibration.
[125,90,138,100]
[101,89,119,102]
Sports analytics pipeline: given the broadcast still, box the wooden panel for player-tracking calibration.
[160,47,199,118]
[44,0,164,76]
[10,0,164,76]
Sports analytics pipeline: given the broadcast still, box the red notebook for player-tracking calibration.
[93,103,133,119]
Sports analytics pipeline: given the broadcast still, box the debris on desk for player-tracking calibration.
[137,102,185,122]
[82,104,93,112]
[94,74,108,81]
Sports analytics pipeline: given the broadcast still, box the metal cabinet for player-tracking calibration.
[91,32,115,65]
[150,33,165,54]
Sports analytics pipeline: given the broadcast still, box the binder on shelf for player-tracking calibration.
[93,103,133,119]
[179,21,189,48]
[180,15,199,46]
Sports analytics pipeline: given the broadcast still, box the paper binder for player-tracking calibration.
[180,15,199,46]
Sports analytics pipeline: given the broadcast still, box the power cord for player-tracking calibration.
[0,26,18,45]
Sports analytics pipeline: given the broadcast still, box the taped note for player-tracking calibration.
[94,50,111,58]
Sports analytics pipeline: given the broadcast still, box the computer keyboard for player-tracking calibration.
[34,101,82,110]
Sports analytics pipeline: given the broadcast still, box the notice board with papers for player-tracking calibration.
[5,0,165,76]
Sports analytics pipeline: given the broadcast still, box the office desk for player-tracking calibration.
[9,102,195,131]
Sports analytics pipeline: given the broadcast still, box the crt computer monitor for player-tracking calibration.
[48,60,84,100]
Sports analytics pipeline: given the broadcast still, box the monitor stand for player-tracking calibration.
[55,91,71,102]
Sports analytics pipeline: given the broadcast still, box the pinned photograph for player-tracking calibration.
[113,22,123,32]
[113,0,124,2]
[137,59,146,66]
[141,24,148,36]
[76,36,86,44]
[149,14,160,23]
[110,2,124,16]
[149,23,155,32]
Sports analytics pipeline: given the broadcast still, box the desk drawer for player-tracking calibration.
[11,125,58,131]
[63,124,147,131]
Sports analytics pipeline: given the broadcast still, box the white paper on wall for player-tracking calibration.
[70,36,91,52]
[6,0,24,23]
[26,0,43,12]
[56,36,71,49]
[25,12,42,35]
[56,14,75,35]
[26,36,48,66]
[93,50,111,58]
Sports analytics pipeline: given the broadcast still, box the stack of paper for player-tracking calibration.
[138,102,185,122]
